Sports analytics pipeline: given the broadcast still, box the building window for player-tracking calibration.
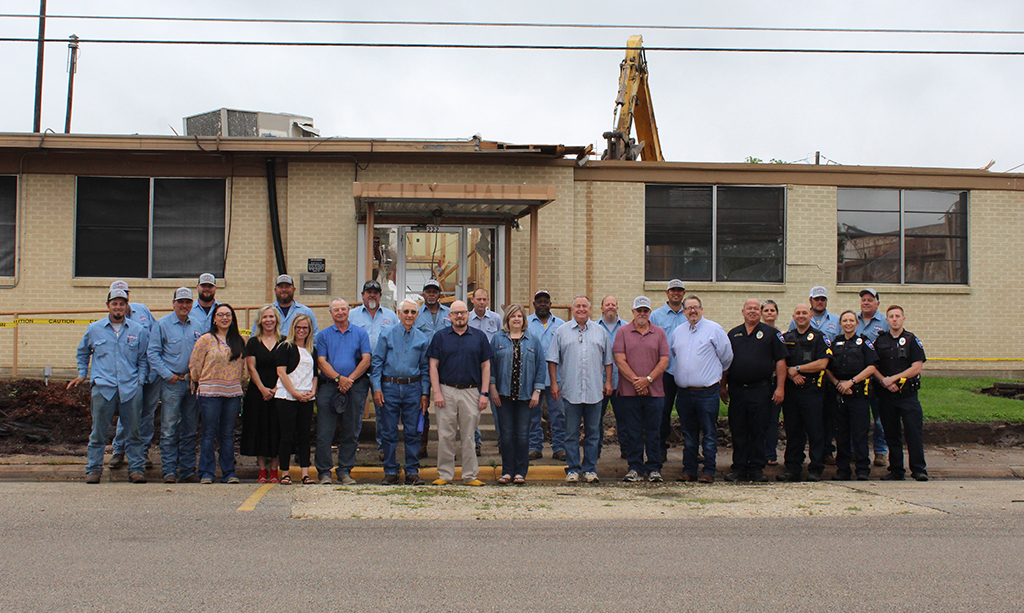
[837,188,968,285]
[645,185,785,282]
[75,177,226,278]
[0,176,15,276]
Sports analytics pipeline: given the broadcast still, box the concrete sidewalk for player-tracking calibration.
[2,441,1022,483]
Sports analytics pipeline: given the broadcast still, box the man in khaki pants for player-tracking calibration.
[427,300,493,486]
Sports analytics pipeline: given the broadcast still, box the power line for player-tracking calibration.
[0,37,1022,55]
[1,13,1023,36]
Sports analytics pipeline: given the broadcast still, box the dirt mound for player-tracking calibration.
[0,380,92,454]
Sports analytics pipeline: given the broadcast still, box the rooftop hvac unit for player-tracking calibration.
[183,108,319,138]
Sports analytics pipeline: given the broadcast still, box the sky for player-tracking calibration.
[1,1,1022,171]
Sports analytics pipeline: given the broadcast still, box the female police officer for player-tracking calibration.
[825,310,878,481]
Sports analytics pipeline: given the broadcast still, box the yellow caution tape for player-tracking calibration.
[240,329,252,337]
[10,318,101,325]
[0,322,17,328]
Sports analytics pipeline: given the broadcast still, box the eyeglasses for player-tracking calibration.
[294,326,310,331]
[450,311,468,316]
[214,312,232,318]
[684,306,701,311]
[401,309,418,315]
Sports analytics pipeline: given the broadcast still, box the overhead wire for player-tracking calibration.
[0,37,1021,55]
[1,13,1024,36]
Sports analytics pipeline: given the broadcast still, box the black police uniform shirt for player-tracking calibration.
[829,333,878,389]
[727,322,787,385]
[872,329,926,380]
[782,327,832,388]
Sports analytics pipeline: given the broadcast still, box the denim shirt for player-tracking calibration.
[489,330,546,401]
[76,317,150,401]
[147,312,202,381]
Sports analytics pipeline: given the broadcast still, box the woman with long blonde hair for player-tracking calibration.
[274,313,318,485]
[241,304,285,483]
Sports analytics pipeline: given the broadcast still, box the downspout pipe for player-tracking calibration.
[266,158,287,275]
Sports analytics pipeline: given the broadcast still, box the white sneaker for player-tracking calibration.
[565,471,579,483]
[648,471,663,483]
[623,470,642,482]
[584,472,600,483]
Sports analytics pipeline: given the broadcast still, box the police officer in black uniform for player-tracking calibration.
[722,299,787,483]
[872,305,928,481]
[825,310,878,481]
[778,303,832,482]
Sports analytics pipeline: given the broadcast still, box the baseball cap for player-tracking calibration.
[534,289,551,299]
[362,280,382,293]
[666,279,685,290]
[275,274,294,286]
[109,280,129,293]
[107,289,128,302]
[423,279,441,291]
[809,286,828,299]
[174,287,194,301]
[632,296,652,310]
[198,273,216,286]
[859,288,879,299]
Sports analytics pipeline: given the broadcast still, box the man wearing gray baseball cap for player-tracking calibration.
[190,273,220,334]
[274,274,319,338]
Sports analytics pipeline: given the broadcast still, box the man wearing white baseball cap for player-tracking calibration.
[107,280,159,471]
[274,274,319,338]
[190,273,220,334]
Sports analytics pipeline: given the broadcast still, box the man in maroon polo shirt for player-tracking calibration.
[612,296,670,483]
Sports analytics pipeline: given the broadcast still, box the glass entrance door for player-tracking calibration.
[361,224,502,311]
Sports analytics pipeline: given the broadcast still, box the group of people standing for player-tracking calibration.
[72,272,928,487]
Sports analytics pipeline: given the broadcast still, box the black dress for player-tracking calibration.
[240,336,282,457]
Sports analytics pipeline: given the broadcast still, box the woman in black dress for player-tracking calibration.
[241,304,284,483]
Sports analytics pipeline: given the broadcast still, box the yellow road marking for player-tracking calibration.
[237,483,275,511]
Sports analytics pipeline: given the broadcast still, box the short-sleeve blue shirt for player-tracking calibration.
[314,323,371,378]
[426,326,494,388]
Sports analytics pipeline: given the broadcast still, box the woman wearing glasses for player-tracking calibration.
[275,314,319,485]
[489,304,546,485]
[241,304,284,484]
[189,303,247,484]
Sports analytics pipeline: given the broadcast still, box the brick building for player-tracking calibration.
[0,133,1021,377]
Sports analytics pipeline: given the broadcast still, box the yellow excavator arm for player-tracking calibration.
[602,35,664,162]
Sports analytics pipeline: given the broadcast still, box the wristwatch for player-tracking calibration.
[646,375,653,383]
[334,375,341,383]
[795,365,801,373]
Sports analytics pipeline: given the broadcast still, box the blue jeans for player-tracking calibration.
[618,395,664,475]
[197,395,240,482]
[676,385,721,476]
[159,379,198,479]
[87,387,144,475]
[562,401,602,474]
[112,379,162,455]
[496,396,532,477]
[315,377,370,477]
[529,386,565,453]
[379,381,423,475]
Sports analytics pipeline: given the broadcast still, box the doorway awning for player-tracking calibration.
[353,182,556,223]
[355,182,555,313]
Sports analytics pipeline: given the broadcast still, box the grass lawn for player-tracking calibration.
[700,377,1024,423]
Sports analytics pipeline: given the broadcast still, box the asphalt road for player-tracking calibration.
[2,480,1023,612]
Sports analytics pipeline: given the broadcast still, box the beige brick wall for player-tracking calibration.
[3,168,1022,377]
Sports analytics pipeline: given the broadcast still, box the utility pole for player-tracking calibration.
[32,0,46,133]
[64,35,79,133]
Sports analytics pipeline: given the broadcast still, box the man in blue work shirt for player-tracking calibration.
[468,288,503,454]
[371,299,430,485]
[148,287,203,483]
[275,274,319,337]
[108,280,159,471]
[856,287,890,467]
[527,289,566,460]
[413,279,450,457]
[190,273,220,333]
[650,278,688,460]
[349,279,398,458]
[598,295,627,459]
[314,297,371,485]
[69,289,150,484]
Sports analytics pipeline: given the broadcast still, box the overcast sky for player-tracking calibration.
[2,1,1022,171]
